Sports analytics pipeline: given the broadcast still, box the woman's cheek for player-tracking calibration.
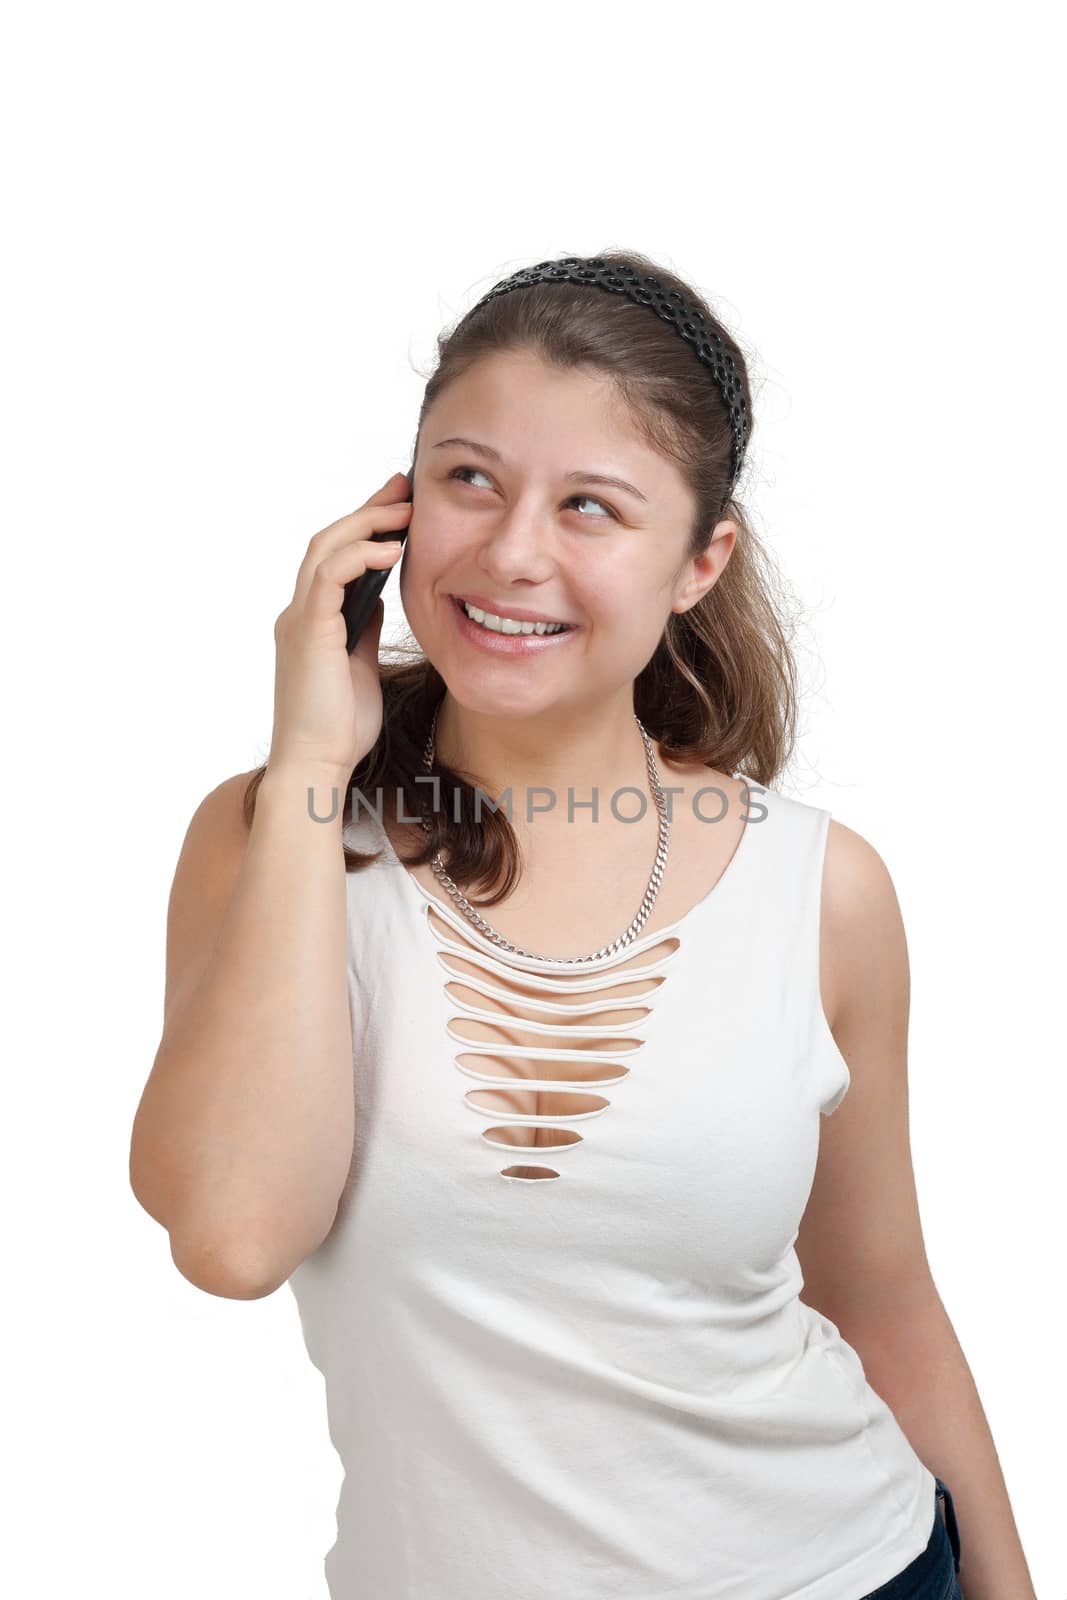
[395,537,438,638]
[396,535,423,605]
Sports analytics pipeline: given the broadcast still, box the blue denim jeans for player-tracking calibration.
[858,1477,964,1599]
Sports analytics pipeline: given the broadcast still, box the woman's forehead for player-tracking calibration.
[426,362,684,497]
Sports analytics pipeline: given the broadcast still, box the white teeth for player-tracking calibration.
[460,600,569,636]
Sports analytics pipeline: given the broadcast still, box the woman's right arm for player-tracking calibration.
[129,468,415,1300]
[129,760,355,1300]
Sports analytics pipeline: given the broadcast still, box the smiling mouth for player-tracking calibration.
[453,596,576,636]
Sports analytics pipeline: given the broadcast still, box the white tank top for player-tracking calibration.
[288,780,936,1599]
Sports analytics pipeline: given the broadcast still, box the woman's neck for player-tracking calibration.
[431,697,656,827]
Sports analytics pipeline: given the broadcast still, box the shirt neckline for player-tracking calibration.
[358,781,770,968]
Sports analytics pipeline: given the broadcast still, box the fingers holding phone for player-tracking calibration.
[340,464,414,654]
[268,471,413,779]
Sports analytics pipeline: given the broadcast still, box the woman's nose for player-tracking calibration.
[476,505,559,581]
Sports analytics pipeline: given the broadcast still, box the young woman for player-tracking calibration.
[132,251,1034,1598]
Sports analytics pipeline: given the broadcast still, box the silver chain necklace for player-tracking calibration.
[417,703,672,965]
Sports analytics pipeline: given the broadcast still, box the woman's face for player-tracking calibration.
[398,349,734,722]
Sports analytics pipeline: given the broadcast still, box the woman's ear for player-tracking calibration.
[672,519,738,614]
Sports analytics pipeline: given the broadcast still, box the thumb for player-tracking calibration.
[350,597,385,663]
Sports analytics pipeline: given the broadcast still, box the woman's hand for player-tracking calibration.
[268,471,412,777]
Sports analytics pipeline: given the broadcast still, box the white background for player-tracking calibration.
[3,2,1062,1595]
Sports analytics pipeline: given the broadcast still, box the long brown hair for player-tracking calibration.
[243,247,802,906]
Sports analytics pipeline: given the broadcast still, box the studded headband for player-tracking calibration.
[468,256,750,511]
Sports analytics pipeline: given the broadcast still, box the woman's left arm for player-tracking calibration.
[794,820,1037,1600]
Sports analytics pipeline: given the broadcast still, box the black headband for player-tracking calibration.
[468,256,750,511]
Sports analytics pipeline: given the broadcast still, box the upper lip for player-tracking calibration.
[452,592,576,626]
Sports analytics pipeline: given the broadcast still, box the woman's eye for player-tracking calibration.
[447,465,615,520]
[450,465,494,491]
[567,492,614,520]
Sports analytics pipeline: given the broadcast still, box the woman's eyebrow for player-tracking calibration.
[430,436,649,504]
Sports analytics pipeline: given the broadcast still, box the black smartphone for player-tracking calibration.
[341,462,414,653]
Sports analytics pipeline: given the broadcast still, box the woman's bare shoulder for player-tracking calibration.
[821,817,904,1029]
